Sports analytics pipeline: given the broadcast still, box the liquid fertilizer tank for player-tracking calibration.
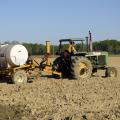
[0,44,28,68]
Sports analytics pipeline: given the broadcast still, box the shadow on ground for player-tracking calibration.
[0,76,12,84]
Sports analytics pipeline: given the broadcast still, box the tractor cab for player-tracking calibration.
[58,31,93,57]
[58,38,86,55]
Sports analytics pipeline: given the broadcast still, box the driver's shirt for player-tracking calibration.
[68,44,76,53]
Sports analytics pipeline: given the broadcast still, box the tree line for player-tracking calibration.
[23,39,120,55]
[93,40,120,54]
[2,39,120,55]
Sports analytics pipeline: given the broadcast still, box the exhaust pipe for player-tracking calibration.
[86,37,89,52]
[89,31,93,52]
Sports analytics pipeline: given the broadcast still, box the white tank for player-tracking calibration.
[0,44,28,68]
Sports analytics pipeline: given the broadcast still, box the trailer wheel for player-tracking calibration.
[12,70,27,84]
[105,67,117,77]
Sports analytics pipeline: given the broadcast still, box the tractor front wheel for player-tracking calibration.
[105,67,117,77]
[12,70,27,84]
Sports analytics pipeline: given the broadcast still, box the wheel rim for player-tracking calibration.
[110,70,115,77]
[79,62,89,78]
[16,74,24,83]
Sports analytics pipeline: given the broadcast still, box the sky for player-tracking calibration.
[0,0,120,44]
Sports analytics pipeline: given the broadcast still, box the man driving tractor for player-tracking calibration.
[68,41,76,54]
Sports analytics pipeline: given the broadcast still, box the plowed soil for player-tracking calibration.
[0,57,120,120]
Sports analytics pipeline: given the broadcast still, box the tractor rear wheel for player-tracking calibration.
[105,67,117,77]
[12,70,27,84]
[71,57,92,79]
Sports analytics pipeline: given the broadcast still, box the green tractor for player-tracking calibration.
[52,31,117,79]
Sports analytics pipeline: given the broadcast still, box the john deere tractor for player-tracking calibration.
[52,31,117,79]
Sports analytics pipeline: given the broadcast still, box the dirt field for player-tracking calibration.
[0,57,120,120]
